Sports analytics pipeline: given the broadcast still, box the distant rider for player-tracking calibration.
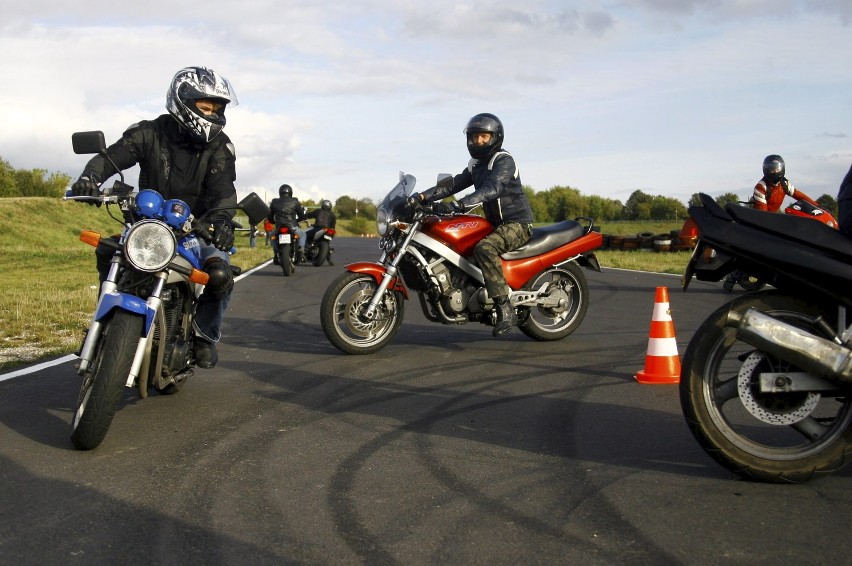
[752,154,819,213]
[268,184,307,263]
[413,113,534,337]
[70,66,238,369]
[305,199,337,265]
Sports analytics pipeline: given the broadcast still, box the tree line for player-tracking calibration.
[0,157,71,198]
[2,154,839,221]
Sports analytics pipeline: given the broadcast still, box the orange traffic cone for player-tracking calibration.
[635,286,681,384]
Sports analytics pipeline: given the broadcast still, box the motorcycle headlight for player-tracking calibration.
[124,219,177,272]
[376,208,389,236]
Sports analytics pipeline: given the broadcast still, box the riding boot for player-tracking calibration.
[194,338,218,369]
[492,296,516,337]
[273,252,279,265]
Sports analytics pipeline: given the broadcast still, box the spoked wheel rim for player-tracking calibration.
[701,311,852,460]
[327,275,401,350]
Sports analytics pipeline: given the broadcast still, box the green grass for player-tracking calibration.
[0,198,689,369]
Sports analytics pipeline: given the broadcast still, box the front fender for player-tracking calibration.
[95,291,156,334]
[345,261,409,299]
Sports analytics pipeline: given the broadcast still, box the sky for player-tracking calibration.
[1,0,851,208]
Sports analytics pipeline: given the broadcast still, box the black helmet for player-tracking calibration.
[279,184,293,198]
[166,66,237,143]
[464,113,504,160]
[762,155,786,185]
[321,199,332,210]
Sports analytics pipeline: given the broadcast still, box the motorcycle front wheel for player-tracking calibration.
[680,291,852,483]
[71,311,143,450]
[518,262,589,341]
[280,243,294,276]
[320,271,404,354]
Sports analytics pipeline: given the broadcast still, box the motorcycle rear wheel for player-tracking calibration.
[320,271,404,354]
[280,243,294,276]
[518,262,588,341]
[71,311,143,450]
[313,240,330,266]
[680,291,852,483]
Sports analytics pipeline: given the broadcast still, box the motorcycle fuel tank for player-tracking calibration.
[421,215,493,257]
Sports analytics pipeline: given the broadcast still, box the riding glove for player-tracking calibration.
[71,173,101,205]
[211,220,235,251]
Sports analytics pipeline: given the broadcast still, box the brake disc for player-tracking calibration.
[737,351,820,425]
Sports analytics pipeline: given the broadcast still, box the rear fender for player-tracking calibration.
[345,262,409,299]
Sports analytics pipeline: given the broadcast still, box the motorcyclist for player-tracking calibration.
[268,184,307,263]
[752,155,819,212]
[413,113,534,337]
[305,199,337,265]
[70,66,238,369]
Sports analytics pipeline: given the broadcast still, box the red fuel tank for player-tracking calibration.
[421,215,493,257]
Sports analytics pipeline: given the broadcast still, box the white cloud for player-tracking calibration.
[0,0,850,209]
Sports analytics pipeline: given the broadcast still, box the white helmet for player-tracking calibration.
[166,66,237,143]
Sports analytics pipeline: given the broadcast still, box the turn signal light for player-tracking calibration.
[80,230,102,247]
[189,269,210,285]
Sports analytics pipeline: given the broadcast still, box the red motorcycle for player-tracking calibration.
[320,173,603,354]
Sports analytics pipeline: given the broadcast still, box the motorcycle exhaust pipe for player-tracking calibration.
[726,308,852,385]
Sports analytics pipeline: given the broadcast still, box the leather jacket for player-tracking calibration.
[269,196,306,226]
[80,114,237,223]
[421,150,533,225]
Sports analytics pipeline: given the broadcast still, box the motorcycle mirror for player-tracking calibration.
[72,131,107,155]
[239,192,271,226]
[436,174,453,190]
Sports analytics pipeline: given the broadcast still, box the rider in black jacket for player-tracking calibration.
[268,184,307,263]
[305,199,337,265]
[70,66,238,369]
[415,113,534,337]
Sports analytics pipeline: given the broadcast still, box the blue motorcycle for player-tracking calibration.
[66,131,268,450]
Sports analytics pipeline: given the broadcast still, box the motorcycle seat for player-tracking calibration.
[726,204,852,260]
[503,220,585,260]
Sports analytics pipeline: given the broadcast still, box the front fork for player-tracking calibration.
[77,265,167,389]
[362,222,421,320]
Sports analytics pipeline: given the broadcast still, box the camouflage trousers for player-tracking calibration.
[474,221,533,300]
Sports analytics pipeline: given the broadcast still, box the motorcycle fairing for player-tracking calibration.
[176,234,204,270]
[411,231,483,283]
[725,204,852,259]
[690,203,852,307]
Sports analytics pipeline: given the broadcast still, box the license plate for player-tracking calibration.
[278,234,291,244]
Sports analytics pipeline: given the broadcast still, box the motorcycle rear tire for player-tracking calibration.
[280,244,294,276]
[70,311,143,450]
[320,271,404,354]
[680,291,852,483]
[518,262,589,341]
[313,240,329,267]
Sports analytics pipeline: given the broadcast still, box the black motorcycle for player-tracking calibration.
[303,225,335,266]
[273,222,301,276]
[681,193,852,482]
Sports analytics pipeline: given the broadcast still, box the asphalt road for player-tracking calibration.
[1,237,849,565]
